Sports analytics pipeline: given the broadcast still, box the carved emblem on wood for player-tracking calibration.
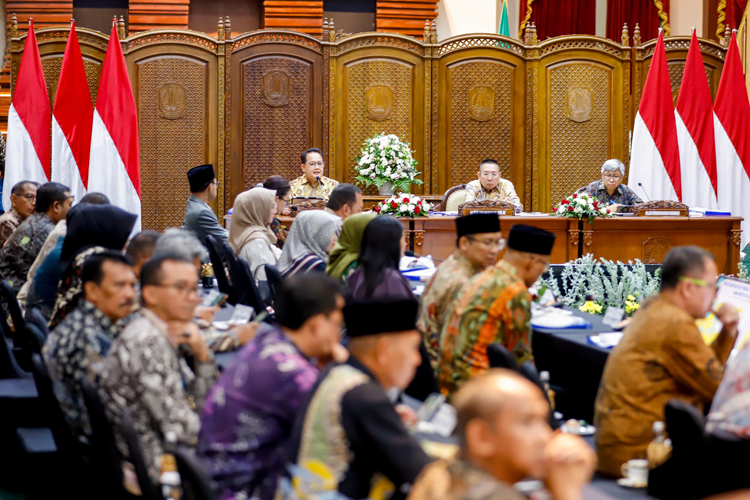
[468,85,495,122]
[262,70,291,107]
[567,86,592,123]
[158,83,187,120]
[366,85,393,121]
[642,236,677,263]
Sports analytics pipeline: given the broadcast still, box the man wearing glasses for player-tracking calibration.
[0,180,39,247]
[579,159,643,210]
[464,159,522,212]
[595,246,738,478]
[290,148,339,200]
[183,164,228,246]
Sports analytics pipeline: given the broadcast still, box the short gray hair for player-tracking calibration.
[601,159,625,176]
[153,228,208,262]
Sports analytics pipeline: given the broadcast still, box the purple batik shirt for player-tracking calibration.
[197,324,318,500]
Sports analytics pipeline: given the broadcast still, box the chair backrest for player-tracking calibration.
[0,281,28,348]
[81,378,124,495]
[121,411,161,500]
[441,185,467,212]
[175,448,217,500]
[664,399,706,450]
[24,323,47,355]
[30,353,77,455]
[26,308,50,338]
[519,361,560,430]
[221,242,264,313]
[205,235,236,305]
[487,343,518,371]
[0,318,29,379]
[264,264,283,306]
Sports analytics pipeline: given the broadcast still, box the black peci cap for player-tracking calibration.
[344,298,419,337]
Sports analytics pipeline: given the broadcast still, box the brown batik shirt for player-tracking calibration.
[594,294,732,477]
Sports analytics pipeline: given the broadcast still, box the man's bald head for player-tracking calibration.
[453,369,552,484]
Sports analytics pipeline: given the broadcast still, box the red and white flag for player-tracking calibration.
[675,30,718,209]
[52,21,93,203]
[88,19,141,230]
[628,31,681,202]
[714,31,750,249]
[3,19,50,211]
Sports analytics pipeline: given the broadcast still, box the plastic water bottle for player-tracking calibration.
[540,370,555,410]
[159,432,182,500]
[647,421,672,469]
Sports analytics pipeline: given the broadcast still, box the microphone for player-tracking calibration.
[405,250,445,262]
[316,175,322,186]
[637,182,651,202]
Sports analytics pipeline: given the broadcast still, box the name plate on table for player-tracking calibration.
[464,209,513,216]
[644,210,681,216]
[633,201,689,217]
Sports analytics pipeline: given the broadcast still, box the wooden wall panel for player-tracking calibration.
[262,0,323,36]
[376,0,438,39]
[128,0,190,34]
[6,1,72,33]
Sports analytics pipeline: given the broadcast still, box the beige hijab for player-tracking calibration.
[228,187,277,253]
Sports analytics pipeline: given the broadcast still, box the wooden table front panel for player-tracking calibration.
[409,216,579,263]
[581,217,743,275]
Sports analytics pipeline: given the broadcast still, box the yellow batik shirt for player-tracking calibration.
[289,175,339,200]
[464,179,521,210]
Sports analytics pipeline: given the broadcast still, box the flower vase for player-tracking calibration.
[378,181,394,196]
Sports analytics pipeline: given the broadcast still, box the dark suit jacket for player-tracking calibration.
[183,195,228,245]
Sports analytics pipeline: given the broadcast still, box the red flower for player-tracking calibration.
[417,199,423,205]
[373,206,381,213]
[415,206,421,214]
[560,199,569,205]
[391,202,398,209]
[568,206,574,212]
[572,193,578,199]
[402,197,409,203]
[606,208,610,214]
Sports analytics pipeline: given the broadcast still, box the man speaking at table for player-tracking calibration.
[290,148,339,200]
[418,213,502,370]
[437,225,555,399]
[464,159,522,212]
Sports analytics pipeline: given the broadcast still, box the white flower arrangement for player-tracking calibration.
[374,192,431,218]
[553,193,613,224]
[355,133,422,192]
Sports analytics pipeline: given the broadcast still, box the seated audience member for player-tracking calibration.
[154,228,209,272]
[409,369,596,500]
[418,214,502,370]
[594,245,738,477]
[285,299,431,500]
[43,252,137,439]
[49,205,137,328]
[0,181,72,289]
[184,163,228,245]
[198,274,345,500]
[0,180,38,247]
[262,175,292,248]
[99,254,218,479]
[347,216,412,300]
[289,148,339,200]
[277,210,341,277]
[438,225,555,399]
[708,330,750,438]
[464,159,522,212]
[325,183,363,220]
[125,230,161,278]
[20,192,111,306]
[228,188,281,288]
[578,159,642,209]
[326,212,377,282]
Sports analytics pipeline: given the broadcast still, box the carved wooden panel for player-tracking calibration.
[136,55,208,232]
[446,60,513,187]
[242,56,312,189]
[549,62,611,205]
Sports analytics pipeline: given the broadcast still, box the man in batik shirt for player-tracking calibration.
[289,148,338,200]
[438,225,555,399]
[0,182,72,289]
[0,181,38,247]
[464,159,522,212]
[99,254,217,479]
[198,274,344,500]
[43,252,136,439]
[418,214,502,370]
[578,159,642,209]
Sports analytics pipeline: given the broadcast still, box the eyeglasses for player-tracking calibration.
[152,282,200,296]
[603,174,622,180]
[212,180,221,187]
[307,162,325,168]
[467,236,505,249]
[279,196,290,204]
[481,172,500,178]
[65,195,75,203]
[17,193,36,201]
[679,276,718,291]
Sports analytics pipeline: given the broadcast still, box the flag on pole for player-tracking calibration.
[675,29,718,209]
[498,0,510,37]
[628,30,681,202]
[3,19,50,211]
[88,19,141,231]
[52,20,93,203]
[714,31,750,249]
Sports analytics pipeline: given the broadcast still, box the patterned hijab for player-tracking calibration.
[325,212,377,280]
[277,210,341,274]
[228,188,277,253]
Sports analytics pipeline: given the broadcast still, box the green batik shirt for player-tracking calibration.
[437,260,533,399]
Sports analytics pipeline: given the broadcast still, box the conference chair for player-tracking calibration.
[0,281,32,370]
[439,185,467,211]
[205,235,237,305]
[175,448,218,500]
[26,307,50,338]
[122,411,161,500]
[25,322,47,355]
[220,242,264,314]
[263,264,283,308]
[487,343,518,371]
[0,319,29,379]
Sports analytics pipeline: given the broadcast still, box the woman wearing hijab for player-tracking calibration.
[277,210,341,277]
[325,212,377,283]
[48,205,138,328]
[228,188,281,288]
